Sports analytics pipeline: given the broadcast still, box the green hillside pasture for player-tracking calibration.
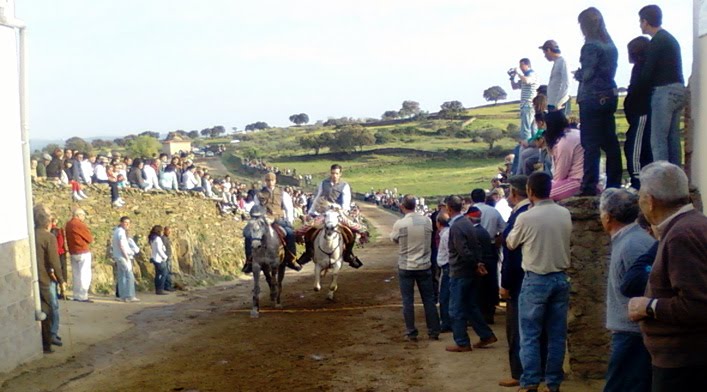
[269,153,501,197]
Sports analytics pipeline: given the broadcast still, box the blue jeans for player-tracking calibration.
[449,276,494,347]
[116,256,136,299]
[439,265,451,330]
[519,104,536,142]
[650,83,687,166]
[152,260,169,292]
[579,95,622,192]
[398,268,441,338]
[49,282,60,337]
[519,271,570,389]
[604,332,651,392]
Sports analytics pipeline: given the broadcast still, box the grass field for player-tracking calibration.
[226,97,639,198]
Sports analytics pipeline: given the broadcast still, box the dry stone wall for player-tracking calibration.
[560,197,611,379]
[32,182,246,294]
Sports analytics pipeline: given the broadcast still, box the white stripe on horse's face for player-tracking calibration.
[324,210,339,229]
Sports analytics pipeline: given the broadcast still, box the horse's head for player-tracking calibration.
[323,209,339,231]
[247,206,271,250]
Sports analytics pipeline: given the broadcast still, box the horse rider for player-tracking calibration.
[241,172,301,273]
[297,163,366,268]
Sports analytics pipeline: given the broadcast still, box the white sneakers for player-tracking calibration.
[112,198,126,207]
[72,190,89,201]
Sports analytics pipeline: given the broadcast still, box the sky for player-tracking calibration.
[15,0,695,140]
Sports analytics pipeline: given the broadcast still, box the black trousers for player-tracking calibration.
[652,365,707,392]
[624,113,653,189]
[579,95,622,192]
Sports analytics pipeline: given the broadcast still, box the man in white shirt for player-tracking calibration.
[539,40,571,115]
[142,160,162,191]
[390,195,440,341]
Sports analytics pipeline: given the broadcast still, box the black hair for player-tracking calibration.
[543,111,570,149]
[508,175,528,197]
[627,36,651,64]
[401,195,417,211]
[148,225,163,243]
[519,58,531,66]
[120,216,130,223]
[528,172,552,199]
[639,5,662,27]
[330,164,342,171]
[470,189,486,203]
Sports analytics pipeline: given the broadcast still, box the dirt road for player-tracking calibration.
[1,204,601,392]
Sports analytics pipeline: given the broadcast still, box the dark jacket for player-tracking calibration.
[35,228,64,288]
[575,39,618,103]
[624,62,651,119]
[620,241,657,298]
[447,214,482,278]
[68,158,84,182]
[45,157,63,179]
[128,166,146,188]
[641,210,707,368]
[639,29,684,88]
[501,202,530,299]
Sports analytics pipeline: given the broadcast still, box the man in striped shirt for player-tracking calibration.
[390,195,440,342]
[510,58,539,175]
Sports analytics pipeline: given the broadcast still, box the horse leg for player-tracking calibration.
[327,261,341,301]
[275,262,285,309]
[251,263,262,318]
[313,262,322,292]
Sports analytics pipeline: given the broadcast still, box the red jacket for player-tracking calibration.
[65,217,93,254]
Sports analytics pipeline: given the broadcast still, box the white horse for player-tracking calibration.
[313,210,345,301]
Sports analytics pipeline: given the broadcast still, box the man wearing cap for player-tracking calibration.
[37,153,51,179]
[509,58,539,175]
[242,172,300,273]
[540,40,571,115]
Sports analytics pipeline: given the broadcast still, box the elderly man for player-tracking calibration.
[445,195,496,352]
[35,211,65,353]
[628,162,707,391]
[390,195,440,342]
[65,208,95,303]
[242,172,299,273]
[600,189,655,392]
[507,172,572,392]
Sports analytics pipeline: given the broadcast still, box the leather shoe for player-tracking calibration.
[51,337,63,346]
[43,347,54,354]
[445,344,472,352]
[498,378,520,387]
[286,261,302,271]
[473,335,498,348]
[241,262,253,274]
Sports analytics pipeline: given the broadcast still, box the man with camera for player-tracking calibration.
[509,58,539,175]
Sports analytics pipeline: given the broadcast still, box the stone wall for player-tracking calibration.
[32,182,247,293]
[561,197,611,379]
[0,238,42,373]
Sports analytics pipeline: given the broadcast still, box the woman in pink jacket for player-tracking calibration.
[544,111,585,200]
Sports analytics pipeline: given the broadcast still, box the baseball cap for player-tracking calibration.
[539,40,560,52]
[42,153,52,161]
[528,129,545,143]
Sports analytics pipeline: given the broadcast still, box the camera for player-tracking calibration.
[507,68,517,78]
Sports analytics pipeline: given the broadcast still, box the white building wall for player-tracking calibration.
[0,0,42,374]
[693,1,707,208]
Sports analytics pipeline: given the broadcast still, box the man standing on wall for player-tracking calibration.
[638,5,686,166]
[539,40,570,115]
[510,58,539,175]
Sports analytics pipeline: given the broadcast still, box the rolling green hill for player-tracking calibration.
[225,98,632,198]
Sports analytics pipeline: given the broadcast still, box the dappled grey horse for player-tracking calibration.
[313,209,345,301]
[245,208,286,318]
